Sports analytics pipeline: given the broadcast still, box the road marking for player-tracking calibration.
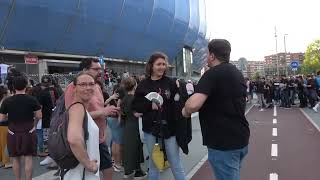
[272,128,278,136]
[299,108,320,132]
[270,173,278,180]
[271,144,278,157]
[186,154,208,180]
[245,103,255,115]
[273,118,277,124]
[273,105,277,117]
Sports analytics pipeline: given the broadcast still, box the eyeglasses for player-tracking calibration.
[76,82,96,88]
[89,67,102,71]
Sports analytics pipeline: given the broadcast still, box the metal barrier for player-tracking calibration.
[26,74,77,89]
[26,74,113,93]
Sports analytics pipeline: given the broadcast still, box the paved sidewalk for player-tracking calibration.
[0,113,208,180]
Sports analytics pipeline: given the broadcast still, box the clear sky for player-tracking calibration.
[205,0,320,61]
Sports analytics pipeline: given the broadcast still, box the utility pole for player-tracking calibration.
[275,26,279,76]
[284,34,288,76]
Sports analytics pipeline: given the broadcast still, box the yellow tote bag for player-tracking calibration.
[152,143,170,171]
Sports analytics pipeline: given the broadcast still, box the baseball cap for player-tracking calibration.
[208,39,231,61]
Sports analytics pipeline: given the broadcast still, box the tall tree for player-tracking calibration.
[301,39,320,74]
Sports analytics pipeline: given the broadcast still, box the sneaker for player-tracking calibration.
[4,163,13,169]
[134,170,148,180]
[259,109,264,111]
[123,170,135,179]
[40,156,54,166]
[113,164,124,172]
[313,107,318,113]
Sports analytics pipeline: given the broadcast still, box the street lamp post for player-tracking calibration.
[275,27,279,76]
[284,34,288,76]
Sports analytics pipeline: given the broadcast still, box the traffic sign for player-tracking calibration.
[290,61,299,69]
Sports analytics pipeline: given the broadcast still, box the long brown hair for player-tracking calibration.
[145,52,169,77]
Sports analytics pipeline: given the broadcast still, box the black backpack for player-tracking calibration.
[48,94,89,169]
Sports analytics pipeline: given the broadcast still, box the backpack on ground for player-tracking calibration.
[48,94,89,169]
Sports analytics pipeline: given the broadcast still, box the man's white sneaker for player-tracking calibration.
[40,156,54,166]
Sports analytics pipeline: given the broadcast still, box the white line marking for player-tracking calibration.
[299,108,320,132]
[273,105,277,117]
[186,104,254,180]
[273,118,277,124]
[271,144,278,157]
[186,154,208,180]
[269,173,278,180]
[245,104,255,115]
[272,128,278,136]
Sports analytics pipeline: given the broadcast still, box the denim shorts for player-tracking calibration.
[107,117,124,144]
[99,142,113,170]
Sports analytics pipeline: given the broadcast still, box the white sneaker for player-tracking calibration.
[259,109,264,111]
[113,164,124,172]
[313,107,318,113]
[40,156,54,166]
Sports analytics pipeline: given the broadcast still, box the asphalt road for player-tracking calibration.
[191,106,320,180]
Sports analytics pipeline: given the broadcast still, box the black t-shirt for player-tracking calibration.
[195,63,250,150]
[0,94,41,131]
[132,76,178,136]
[37,87,54,128]
[256,80,265,93]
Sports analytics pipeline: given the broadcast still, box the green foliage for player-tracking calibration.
[252,71,261,81]
[301,39,320,74]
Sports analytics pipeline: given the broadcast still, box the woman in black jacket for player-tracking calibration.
[132,52,186,180]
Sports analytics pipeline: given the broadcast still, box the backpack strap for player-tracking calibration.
[68,102,89,141]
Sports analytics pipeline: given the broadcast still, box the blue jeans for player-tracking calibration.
[36,129,44,153]
[144,133,186,180]
[208,146,248,180]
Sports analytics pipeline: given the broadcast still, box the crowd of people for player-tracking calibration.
[0,52,196,180]
[0,38,318,180]
[246,73,320,112]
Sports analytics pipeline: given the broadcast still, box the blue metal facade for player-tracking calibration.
[0,0,207,70]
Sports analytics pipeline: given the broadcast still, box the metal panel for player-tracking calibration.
[58,0,125,56]
[130,0,177,61]
[198,0,207,38]
[0,0,207,67]
[184,0,200,47]
[2,0,78,52]
[103,0,154,60]
[0,0,12,44]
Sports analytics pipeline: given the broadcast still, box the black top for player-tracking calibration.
[0,94,41,131]
[195,63,250,150]
[256,80,265,93]
[132,76,178,136]
[37,87,54,127]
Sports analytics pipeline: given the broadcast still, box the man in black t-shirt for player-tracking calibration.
[182,39,249,180]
